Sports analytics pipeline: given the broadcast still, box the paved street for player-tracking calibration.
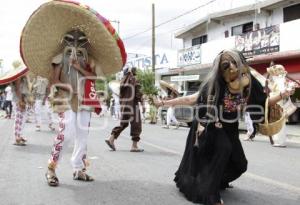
[0,114,299,205]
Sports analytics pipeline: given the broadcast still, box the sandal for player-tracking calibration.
[273,144,287,148]
[49,124,55,131]
[13,139,26,146]
[45,168,59,186]
[35,126,41,132]
[130,148,144,152]
[20,137,27,142]
[105,139,116,151]
[73,170,94,182]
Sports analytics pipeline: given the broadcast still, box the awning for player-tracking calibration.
[251,58,300,77]
[248,50,300,64]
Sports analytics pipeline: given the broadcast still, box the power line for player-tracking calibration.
[123,0,217,41]
[156,0,217,28]
[124,24,190,43]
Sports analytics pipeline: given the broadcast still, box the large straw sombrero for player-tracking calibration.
[20,0,127,79]
[108,80,120,96]
[159,80,179,96]
[0,65,29,85]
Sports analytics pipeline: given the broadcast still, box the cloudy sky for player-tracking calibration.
[0,0,260,69]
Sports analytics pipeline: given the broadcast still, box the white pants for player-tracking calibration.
[100,104,108,116]
[49,110,91,171]
[35,99,53,127]
[167,107,178,125]
[245,112,254,136]
[114,104,120,119]
[273,123,287,146]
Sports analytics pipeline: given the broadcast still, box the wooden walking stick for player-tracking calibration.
[265,74,275,145]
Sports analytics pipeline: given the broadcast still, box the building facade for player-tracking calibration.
[162,0,300,120]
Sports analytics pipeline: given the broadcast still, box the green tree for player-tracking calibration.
[136,69,159,124]
[95,74,116,91]
[136,69,158,96]
[95,74,116,107]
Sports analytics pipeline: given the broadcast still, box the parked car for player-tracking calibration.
[287,88,300,123]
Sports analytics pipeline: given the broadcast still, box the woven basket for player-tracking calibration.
[259,99,286,136]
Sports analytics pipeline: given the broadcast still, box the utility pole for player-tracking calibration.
[152,3,155,73]
[110,20,120,34]
[0,59,3,74]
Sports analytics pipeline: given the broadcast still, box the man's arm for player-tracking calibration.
[14,78,23,102]
[14,78,26,111]
[51,64,72,91]
[135,80,146,113]
[268,88,295,106]
[70,59,96,77]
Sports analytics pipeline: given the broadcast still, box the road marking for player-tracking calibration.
[89,156,99,160]
[141,141,182,155]
[135,137,300,194]
[244,172,300,194]
[123,135,181,155]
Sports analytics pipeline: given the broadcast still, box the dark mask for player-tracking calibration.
[219,52,250,94]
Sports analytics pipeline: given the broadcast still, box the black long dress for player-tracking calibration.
[174,76,266,205]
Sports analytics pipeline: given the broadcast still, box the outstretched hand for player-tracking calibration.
[149,96,163,108]
[281,86,296,99]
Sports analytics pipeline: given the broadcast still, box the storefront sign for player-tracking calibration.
[126,53,170,69]
[235,25,280,57]
[171,75,200,82]
[177,45,201,67]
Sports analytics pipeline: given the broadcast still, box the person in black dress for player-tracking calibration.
[154,49,294,205]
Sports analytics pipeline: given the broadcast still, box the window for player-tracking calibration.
[231,22,253,36]
[224,30,229,38]
[187,81,200,92]
[192,35,207,46]
[284,3,300,22]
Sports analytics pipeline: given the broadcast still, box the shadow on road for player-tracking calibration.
[52,180,190,205]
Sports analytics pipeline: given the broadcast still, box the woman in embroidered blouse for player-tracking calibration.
[154,49,294,205]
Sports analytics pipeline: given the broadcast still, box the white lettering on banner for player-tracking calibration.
[235,25,280,57]
[177,45,201,67]
[126,53,169,69]
[89,82,97,99]
[171,75,200,82]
